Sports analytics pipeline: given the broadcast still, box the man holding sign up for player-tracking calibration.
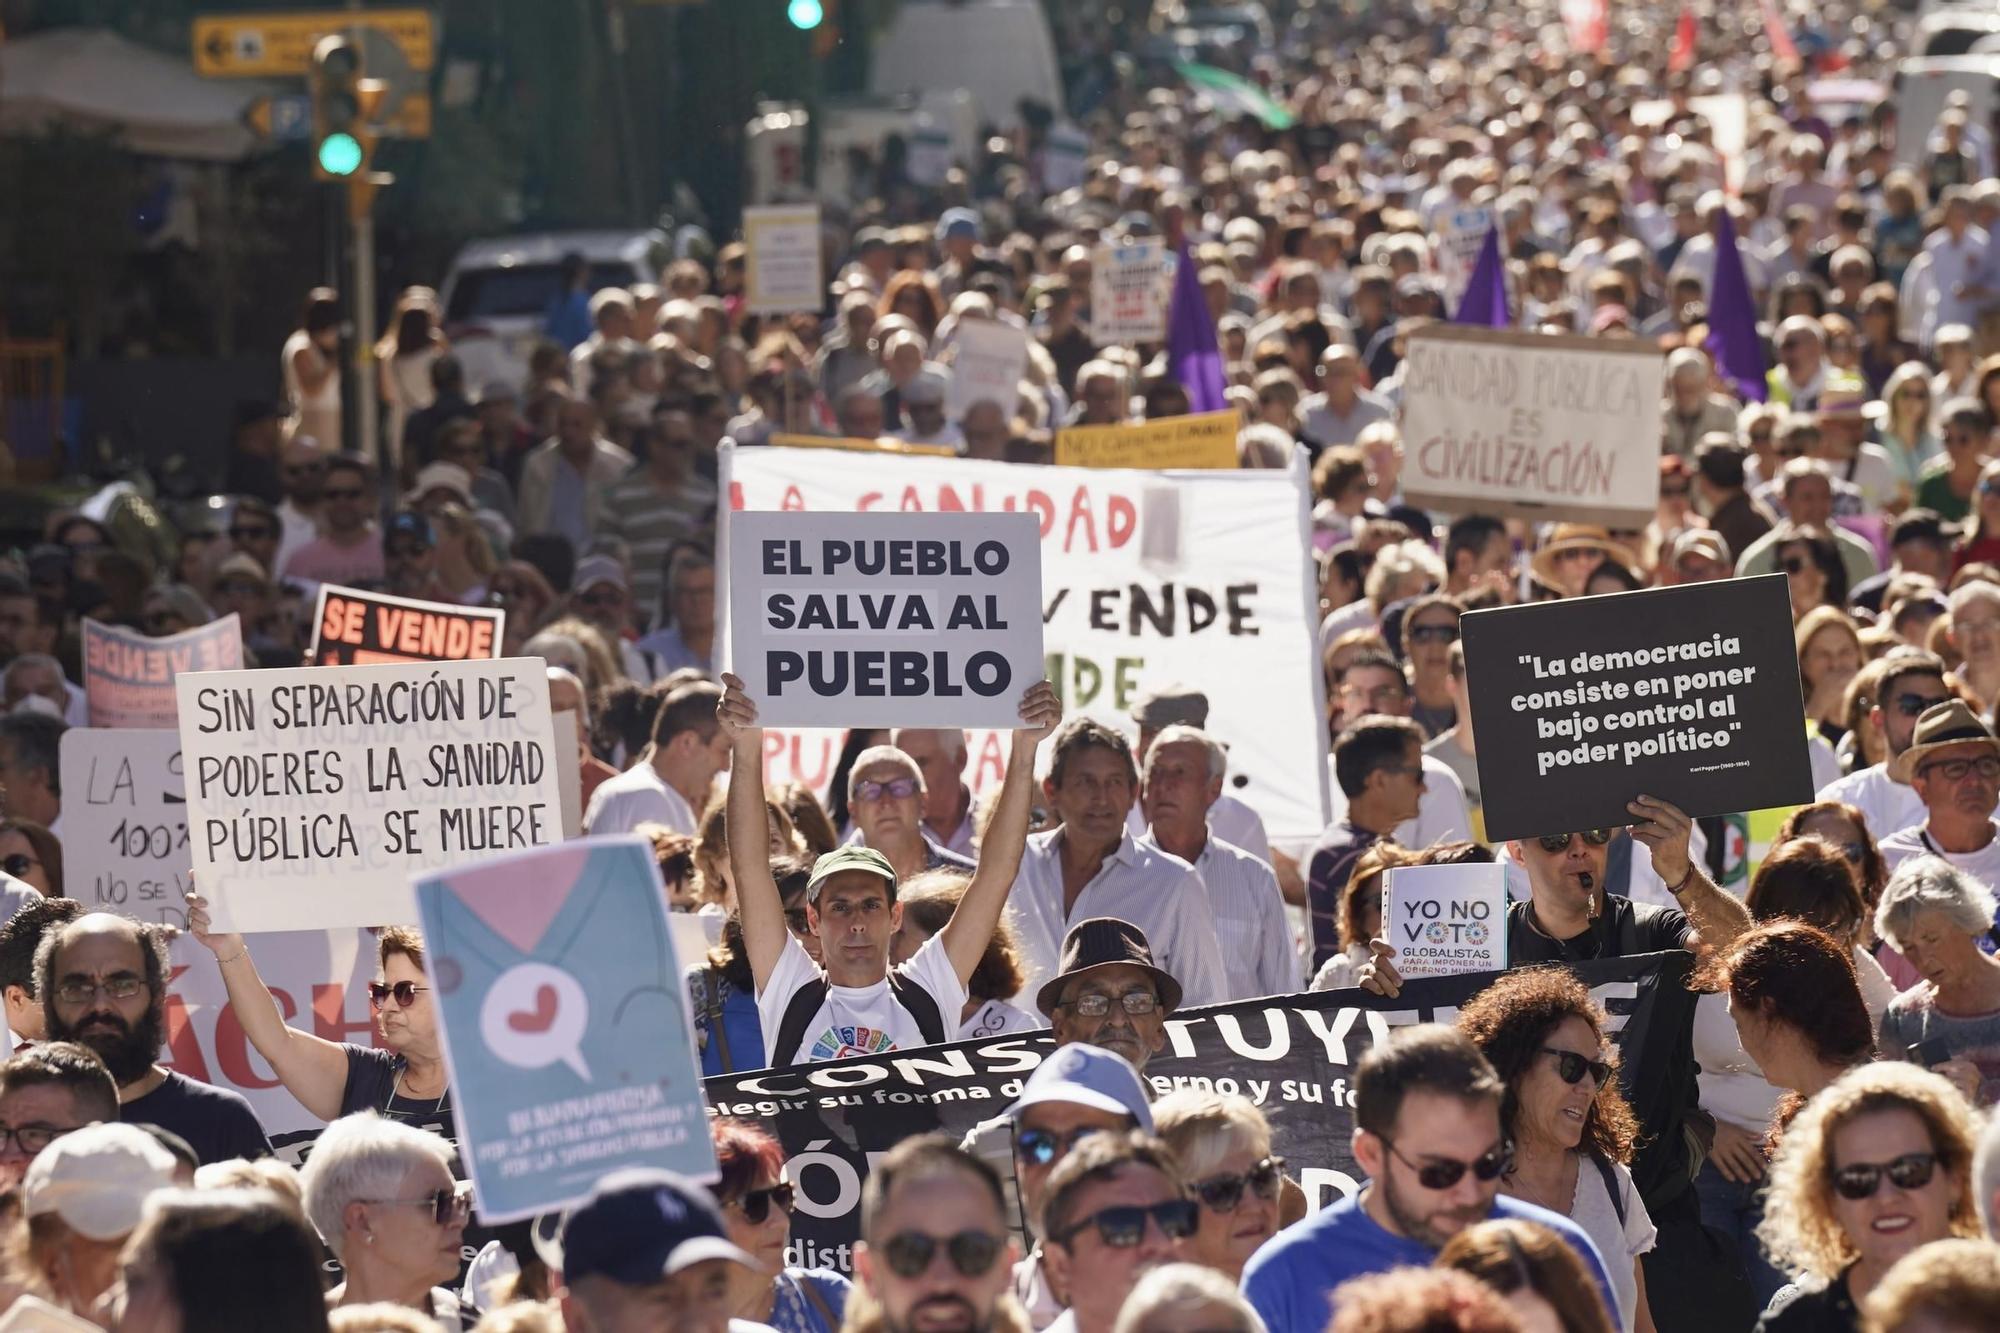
[717,672,1059,1067]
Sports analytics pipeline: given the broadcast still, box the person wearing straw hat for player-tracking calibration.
[1528,526,1635,599]
[1878,700,2000,893]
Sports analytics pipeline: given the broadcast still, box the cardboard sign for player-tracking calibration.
[950,321,1031,420]
[721,444,1330,842]
[310,585,503,666]
[57,729,192,919]
[1399,326,1664,526]
[743,205,824,314]
[175,657,562,933]
[1385,863,1508,978]
[1054,411,1239,470]
[767,432,956,458]
[82,617,243,728]
[1462,574,1813,842]
[726,512,1043,728]
[416,837,716,1222]
[1090,239,1170,343]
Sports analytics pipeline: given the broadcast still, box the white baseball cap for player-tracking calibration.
[23,1123,178,1240]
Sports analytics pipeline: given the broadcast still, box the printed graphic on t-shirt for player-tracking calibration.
[810,1025,897,1060]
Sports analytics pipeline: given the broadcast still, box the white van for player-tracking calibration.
[1893,54,2000,165]
[866,0,1064,127]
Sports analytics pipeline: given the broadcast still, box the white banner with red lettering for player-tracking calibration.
[719,444,1330,843]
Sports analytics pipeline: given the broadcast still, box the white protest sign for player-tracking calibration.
[175,657,562,933]
[743,205,824,314]
[1385,863,1508,978]
[1090,239,1170,344]
[727,512,1043,728]
[950,321,1031,420]
[553,709,583,839]
[720,444,1330,842]
[906,121,953,186]
[58,729,190,918]
[1042,122,1089,193]
[1434,204,1494,302]
[1399,325,1663,527]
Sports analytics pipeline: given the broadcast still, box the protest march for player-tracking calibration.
[15,1,2000,1330]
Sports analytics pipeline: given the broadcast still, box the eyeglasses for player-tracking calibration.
[1408,624,1460,645]
[854,777,920,802]
[730,1182,795,1224]
[1,854,39,879]
[322,487,366,502]
[0,1122,73,1155]
[53,976,147,1005]
[1381,1139,1513,1190]
[1830,1152,1939,1200]
[577,590,624,610]
[1052,1199,1199,1249]
[1918,756,2000,782]
[1536,829,1613,853]
[228,526,276,542]
[367,1184,472,1226]
[1191,1156,1286,1212]
[1890,692,1948,718]
[880,1230,1005,1278]
[1057,990,1160,1018]
[367,980,430,1009]
[1542,1047,1613,1087]
[1015,1124,1109,1167]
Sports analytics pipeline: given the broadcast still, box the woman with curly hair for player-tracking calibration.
[1456,970,1654,1333]
[1754,1063,1983,1331]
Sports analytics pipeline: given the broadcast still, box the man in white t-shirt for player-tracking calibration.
[1878,700,2000,897]
[717,671,1061,1067]
[583,680,728,837]
[1818,647,1950,843]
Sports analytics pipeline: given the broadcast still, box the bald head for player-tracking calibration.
[892,728,972,828]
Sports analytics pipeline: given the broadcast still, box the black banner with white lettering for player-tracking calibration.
[701,953,1693,1274]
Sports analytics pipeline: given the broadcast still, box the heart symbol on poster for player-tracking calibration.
[507,985,559,1034]
[480,962,592,1079]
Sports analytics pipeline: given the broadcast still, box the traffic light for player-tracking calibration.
[310,34,363,180]
[787,0,824,29]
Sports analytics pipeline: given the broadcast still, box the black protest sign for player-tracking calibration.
[1461,574,1812,843]
[702,953,1692,1272]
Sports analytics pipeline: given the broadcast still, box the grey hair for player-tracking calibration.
[1111,1264,1267,1333]
[1142,725,1227,783]
[299,1112,455,1260]
[545,666,588,723]
[848,745,922,796]
[1875,855,1999,952]
[522,631,586,678]
[1949,576,2000,619]
[1,653,62,685]
[1976,1107,2000,1236]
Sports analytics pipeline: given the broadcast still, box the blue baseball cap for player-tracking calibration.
[1006,1043,1154,1131]
[937,207,981,242]
[535,1169,753,1286]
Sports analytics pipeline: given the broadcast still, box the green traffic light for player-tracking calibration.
[318,132,363,176]
[787,0,823,29]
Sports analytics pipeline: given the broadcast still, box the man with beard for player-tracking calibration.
[1817,647,1953,849]
[36,913,268,1164]
[1037,1132,1193,1333]
[854,1137,1023,1333]
[1242,1026,1613,1333]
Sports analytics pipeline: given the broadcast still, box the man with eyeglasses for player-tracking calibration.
[1820,648,1954,843]
[280,453,386,588]
[37,912,269,1165]
[1243,1026,1613,1333]
[0,1041,115,1185]
[846,746,975,882]
[1878,702,2000,903]
[856,1136,1019,1333]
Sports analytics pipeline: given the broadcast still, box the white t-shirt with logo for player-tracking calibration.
[756,933,968,1066]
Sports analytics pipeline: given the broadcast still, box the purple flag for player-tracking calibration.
[1704,206,1767,403]
[1453,224,1511,328]
[1167,239,1229,414]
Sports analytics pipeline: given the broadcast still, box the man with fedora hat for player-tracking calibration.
[1879,699,2000,892]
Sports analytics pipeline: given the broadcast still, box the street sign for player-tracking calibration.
[243,92,313,142]
[193,9,435,78]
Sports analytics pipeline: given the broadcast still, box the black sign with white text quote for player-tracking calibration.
[1462,574,1812,842]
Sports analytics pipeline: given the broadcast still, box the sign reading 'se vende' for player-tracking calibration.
[726,512,1042,728]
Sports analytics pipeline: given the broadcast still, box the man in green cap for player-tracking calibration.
[717,671,1061,1067]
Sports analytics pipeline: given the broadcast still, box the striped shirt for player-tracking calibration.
[592,468,716,620]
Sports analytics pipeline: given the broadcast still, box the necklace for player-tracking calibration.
[1506,1152,1575,1213]
[388,1064,449,1117]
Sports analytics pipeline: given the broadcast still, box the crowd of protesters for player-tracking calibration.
[17,0,2000,1328]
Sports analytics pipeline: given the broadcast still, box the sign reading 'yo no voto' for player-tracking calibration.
[726,512,1043,728]
[1385,863,1509,979]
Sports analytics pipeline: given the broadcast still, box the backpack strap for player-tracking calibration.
[795,1272,841,1333]
[1589,1152,1627,1228]
[701,969,737,1074]
[772,978,831,1067]
[887,969,948,1047]
[772,970,948,1064]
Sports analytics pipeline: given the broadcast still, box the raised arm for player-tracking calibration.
[939,682,1061,985]
[1628,795,1751,953]
[717,672,788,990]
[183,890,353,1122]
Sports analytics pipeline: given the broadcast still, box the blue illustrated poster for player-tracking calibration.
[414,836,717,1222]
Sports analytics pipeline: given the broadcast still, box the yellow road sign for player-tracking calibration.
[193,9,434,78]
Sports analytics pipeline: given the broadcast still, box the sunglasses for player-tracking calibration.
[880,1229,1004,1279]
[387,544,431,561]
[1192,1156,1286,1212]
[367,980,430,1009]
[1053,1199,1200,1249]
[1543,1047,1613,1087]
[371,1185,472,1227]
[1407,624,1460,645]
[1015,1124,1108,1167]
[854,777,920,802]
[1779,556,1812,575]
[731,1182,795,1224]
[1830,1152,1939,1200]
[1057,989,1160,1018]
[1383,1139,1514,1191]
[577,590,625,609]
[1,854,38,879]
[228,526,275,542]
[1536,829,1613,853]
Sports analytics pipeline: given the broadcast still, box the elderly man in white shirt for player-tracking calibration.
[1140,725,1299,1001]
[1121,684,1270,863]
[1817,648,1951,847]
[1006,719,1228,1008]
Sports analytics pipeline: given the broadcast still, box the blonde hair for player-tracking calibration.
[1860,1237,2000,1332]
[1151,1090,1274,1183]
[330,1303,444,1333]
[192,1158,305,1219]
[1112,1264,1267,1333]
[1756,1062,1982,1280]
[468,1301,565,1333]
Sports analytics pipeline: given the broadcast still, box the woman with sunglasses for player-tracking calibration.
[711,1118,851,1333]
[1150,1091,1282,1282]
[301,1113,477,1328]
[1402,594,1462,740]
[1774,526,1849,622]
[0,819,59,897]
[1876,362,1941,492]
[491,561,557,657]
[1754,1063,1981,1333]
[1456,969,1655,1333]
[1874,858,2000,1108]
